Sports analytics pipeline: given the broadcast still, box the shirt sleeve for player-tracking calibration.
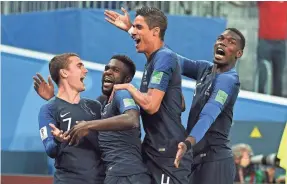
[190,74,239,143]
[148,51,177,92]
[38,104,59,158]
[114,90,139,114]
[177,54,212,80]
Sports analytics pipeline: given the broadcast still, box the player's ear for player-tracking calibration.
[124,76,132,83]
[236,49,243,60]
[59,69,68,78]
[153,27,160,37]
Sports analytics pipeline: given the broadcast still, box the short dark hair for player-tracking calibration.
[136,6,167,41]
[226,28,245,50]
[111,55,136,78]
[49,53,79,85]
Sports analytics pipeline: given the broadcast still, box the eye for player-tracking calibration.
[217,36,223,40]
[229,40,236,45]
[113,68,120,73]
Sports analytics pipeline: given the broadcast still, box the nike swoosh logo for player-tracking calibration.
[60,112,70,118]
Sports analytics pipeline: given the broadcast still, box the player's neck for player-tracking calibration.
[216,63,236,73]
[57,85,81,104]
[145,40,164,61]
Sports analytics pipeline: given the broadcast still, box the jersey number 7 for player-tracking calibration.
[63,118,72,131]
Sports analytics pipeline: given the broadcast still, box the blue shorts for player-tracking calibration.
[189,157,235,184]
[104,173,152,184]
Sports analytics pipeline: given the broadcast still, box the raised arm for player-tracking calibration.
[33,73,55,101]
[104,7,132,32]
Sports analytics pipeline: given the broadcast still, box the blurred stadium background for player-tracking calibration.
[1,1,287,184]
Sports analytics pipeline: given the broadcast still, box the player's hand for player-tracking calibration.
[174,142,187,168]
[104,7,132,32]
[108,83,131,103]
[68,121,89,145]
[33,73,55,101]
[49,123,70,142]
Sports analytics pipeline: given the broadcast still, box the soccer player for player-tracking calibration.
[34,55,151,184]
[174,28,245,184]
[105,7,192,184]
[68,55,151,184]
[37,53,105,184]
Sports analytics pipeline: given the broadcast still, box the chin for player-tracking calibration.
[102,89,112,96]
[213,58,227,65]
[79,87,86,92]
[135,47,144,53]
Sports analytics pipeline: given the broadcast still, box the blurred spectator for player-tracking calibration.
[232,143,284,183]
[230,1,287,97]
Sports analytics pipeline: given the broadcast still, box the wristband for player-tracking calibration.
[184,140,192,151]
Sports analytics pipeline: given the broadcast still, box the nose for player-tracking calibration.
[104,68,112,75]
[131,27,137,37]
[218,39,227,47]
[83,67,88,74]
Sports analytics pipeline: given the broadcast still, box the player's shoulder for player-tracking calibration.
[219,69,239,81]
[81,98,102,108]
[114,89,132,99]
[216,69,240,87]
[156,46,177,59]
[39,98,57,113]
[198,60,213,68]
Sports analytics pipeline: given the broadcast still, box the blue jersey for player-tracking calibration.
[178,56,240,162]
[140,46,186,157]
[99,90,148,176]
[38,97,105,184]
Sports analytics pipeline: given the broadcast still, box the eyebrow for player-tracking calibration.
[220,34,237,41]
[77,62,84,66]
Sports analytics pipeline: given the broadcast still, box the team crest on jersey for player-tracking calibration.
[215,89,228,105]
[151,71,163,84]
[40,126,48,141]
[123,98,136,107]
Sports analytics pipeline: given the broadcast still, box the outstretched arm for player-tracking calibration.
[175,73,239,168]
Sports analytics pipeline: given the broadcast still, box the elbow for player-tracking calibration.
[128,114,140,129]
[144,104,160,115]
[44,141,58,158]
[46,150,57,158]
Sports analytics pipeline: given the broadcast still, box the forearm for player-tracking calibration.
[44,138,59,158]
[189,115,214,144]
[126,85,154,113]
[86,113,139,131]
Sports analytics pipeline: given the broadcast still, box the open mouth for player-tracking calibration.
[80,76,86,83]
[103,77,114,88]
[215,47,225,59]
[133,37,141,46]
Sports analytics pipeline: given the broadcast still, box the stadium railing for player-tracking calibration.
[254,59,273,95]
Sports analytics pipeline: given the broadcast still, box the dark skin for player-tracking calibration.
[33,59,140,145]
[174,29,244,168]
[68,59,140,145]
